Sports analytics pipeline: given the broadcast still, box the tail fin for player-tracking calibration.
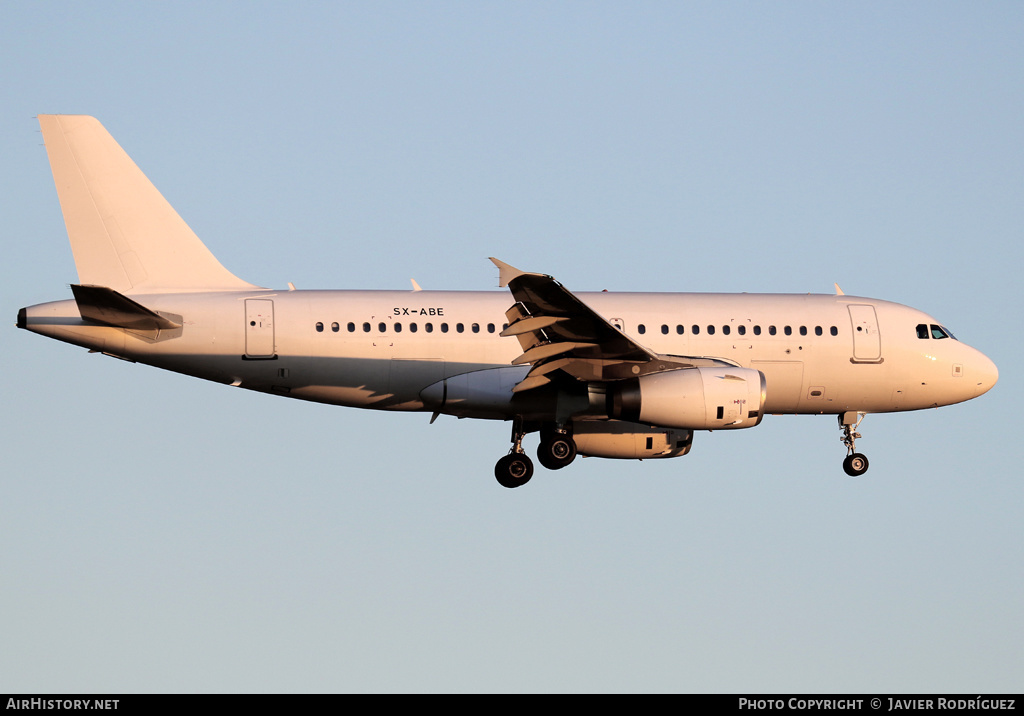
[38,115,259,292]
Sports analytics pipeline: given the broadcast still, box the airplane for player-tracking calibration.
[17,115,999,488]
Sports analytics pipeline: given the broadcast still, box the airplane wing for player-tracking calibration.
[490,258,696,392]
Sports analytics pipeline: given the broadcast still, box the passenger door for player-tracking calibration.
[848,304,881,362]
[245,299,276,358]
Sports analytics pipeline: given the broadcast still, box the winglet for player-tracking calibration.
[834,283,845,296]
[489,257,524,288]
[490,258,549,288]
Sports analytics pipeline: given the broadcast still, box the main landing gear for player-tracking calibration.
[839,412,869,477]
[494,420,577,488]
[494,418,534,489]
[537,429,577,471]
[494,452,534,489]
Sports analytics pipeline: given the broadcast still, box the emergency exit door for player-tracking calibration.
[245,299,275,358]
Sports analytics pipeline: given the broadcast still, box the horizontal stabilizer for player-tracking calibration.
[71,284,181,330]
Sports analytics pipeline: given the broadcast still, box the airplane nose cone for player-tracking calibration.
[974,352,998,397]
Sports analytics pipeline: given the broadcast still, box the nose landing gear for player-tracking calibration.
[839,412,869,477]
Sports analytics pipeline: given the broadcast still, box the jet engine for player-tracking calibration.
[599,366,766,430]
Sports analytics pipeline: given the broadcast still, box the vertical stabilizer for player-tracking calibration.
[38,115,259,292]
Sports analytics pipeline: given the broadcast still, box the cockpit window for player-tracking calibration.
[917,323,958,340]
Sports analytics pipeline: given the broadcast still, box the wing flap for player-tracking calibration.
[500,314,568,337]
[511,374,553,393]
[512,341,598,366]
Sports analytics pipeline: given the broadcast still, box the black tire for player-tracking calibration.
[537,434,577,471]
[843,453,869,477]
[495,453,534,488]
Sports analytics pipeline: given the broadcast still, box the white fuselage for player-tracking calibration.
[22,288,998,418]
[21,115,1001,479]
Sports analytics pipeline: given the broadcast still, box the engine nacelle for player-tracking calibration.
[572,420,693,460]
[601,366,766,430]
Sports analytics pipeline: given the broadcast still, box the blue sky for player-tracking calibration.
[1,2,1021,693]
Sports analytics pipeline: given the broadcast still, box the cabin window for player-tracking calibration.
[378,322,387,333]
[441,323,449,333]
[457,323,465,333]
[488,323,496,333]
[798,326,806,336]
[661,324,669,335]
[738,325,746,336]
[722,325,730,336]
[347,322,355,332]
[707,325,716,335]
[363,322,371,333]
[426,323,434,333]
[753,325,761,335]
[815,326,822,336]
[676,325,684,335]
[472,323,480,333]
[410,323,418,333]
[769,325,777,336]
[638,324,646,335]
[692,325,700,335]
[331,322,340,332]
[784,326,792,336]
[315,322,324,332]
[830,326,838,336]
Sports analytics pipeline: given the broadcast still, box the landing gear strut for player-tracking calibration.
[839,412,869,477]
[494,418,534,488]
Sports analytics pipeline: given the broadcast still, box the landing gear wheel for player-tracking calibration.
[537,434,577,471]
[843,452,869,477]
[838,412,869,477]
[495,453,534,488]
